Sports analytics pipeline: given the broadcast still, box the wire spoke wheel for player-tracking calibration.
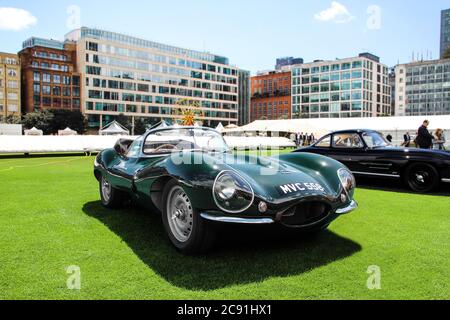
[101,176,112,202]
[166,186,194,243]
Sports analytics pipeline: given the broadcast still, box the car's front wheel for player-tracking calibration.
[404,163,440,193]
[161,180,215,254]
[99,175,127,209]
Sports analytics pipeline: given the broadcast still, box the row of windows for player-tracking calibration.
[31,61,70,72]
[0,92,19,100]
[86,66,237,85]
[33,95,80,108]
[0,80,19,89]
[85,102,238,119]
[33,84,80,97]
[0,68,18,77]
[87,47,236,76]
[293,91,367,104]
[33,51,68,61]
[33,72,80,85]
[0,104,19,112]
[293,70,370,85]
[405,64,450,75]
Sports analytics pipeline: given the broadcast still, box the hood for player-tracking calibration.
[211,153,338,203]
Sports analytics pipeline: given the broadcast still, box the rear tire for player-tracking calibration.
[161,180,215,254]
[99,175,127,209]
[404,163,440,193]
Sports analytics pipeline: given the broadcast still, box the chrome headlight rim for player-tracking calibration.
[212,170,255,214]
[337,168,356,196]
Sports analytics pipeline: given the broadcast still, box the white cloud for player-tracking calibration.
[314,1,354,23]
[0,7,37,31]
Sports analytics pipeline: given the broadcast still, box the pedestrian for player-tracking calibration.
[299,132,304,147]
[414,120,434,149]
[433,129,446,151]
[386,134,393,143]
[402,132,411,147]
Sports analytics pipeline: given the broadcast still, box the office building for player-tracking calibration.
[19,37,81,114]
[441,9,450,58]
[65,27,239,129]
[395,59,450,116]
[250,70,291,122]
[0,52,21,121]
[291,53,391,118]
[276,57,303,70]
[238,69,251,126]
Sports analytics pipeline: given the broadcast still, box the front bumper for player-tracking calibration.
[200,200,358,225]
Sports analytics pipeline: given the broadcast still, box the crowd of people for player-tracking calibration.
[400,120,446,150]
[295,132,316,147]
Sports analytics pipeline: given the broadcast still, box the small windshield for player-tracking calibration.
[362,131,389,148]
[143,128,229,154]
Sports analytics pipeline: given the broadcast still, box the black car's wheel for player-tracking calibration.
[99,175,127,209]
[162,180,215,254]
[404,163,440,193]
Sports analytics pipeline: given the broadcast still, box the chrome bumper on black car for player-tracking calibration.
[200,200,358,225]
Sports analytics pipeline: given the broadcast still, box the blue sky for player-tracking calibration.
[0,0,448,74]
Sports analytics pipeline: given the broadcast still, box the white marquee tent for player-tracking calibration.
[99,121,130,136]
[24,127,44,136]
[58,127,78,136]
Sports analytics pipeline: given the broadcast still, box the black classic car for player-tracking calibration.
[294,129,450,193]
[94,126,358,254]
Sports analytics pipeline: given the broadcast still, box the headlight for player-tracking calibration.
[213,171,254,214]
[338,168,356,198]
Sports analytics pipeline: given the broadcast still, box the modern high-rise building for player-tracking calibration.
[441,9,450,59]
[19,37,81,114]
[394,59,450,116]
[291,53,391,118]
[238,69,251,126]
[65,27,239,129]
[250,70,291,122]
[276,57,304,70]
[0,52,21,121]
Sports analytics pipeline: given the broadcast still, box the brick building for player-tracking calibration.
[19,37,81,114]
[0,52,21,121]
[250,70,291,122]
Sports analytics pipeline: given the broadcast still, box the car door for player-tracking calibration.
[329,133,367,172]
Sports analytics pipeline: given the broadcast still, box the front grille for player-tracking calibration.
[281,202,330,227]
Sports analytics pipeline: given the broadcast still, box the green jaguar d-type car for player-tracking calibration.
[94,127,357,254]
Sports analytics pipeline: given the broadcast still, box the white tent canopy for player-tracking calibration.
[24,127,44,136]
[99,121,130,136]
[227,115,450,135]
[58,127,77,136]
[215,123,224,133]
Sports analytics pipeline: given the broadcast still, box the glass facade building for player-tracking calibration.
[275,57,304,70]
[395,59,450,116]
[291,53,391,118]
[441,9,450,59]
[238,70,251,126]
[65,27,238,128]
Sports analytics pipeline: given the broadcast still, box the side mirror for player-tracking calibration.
[114,138,134,156]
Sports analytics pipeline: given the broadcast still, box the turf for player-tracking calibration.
[0,155,449,300]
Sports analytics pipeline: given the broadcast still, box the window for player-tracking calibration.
[7,104,18,112]
[43,74,51,83]
[33,84,40,93]
[315,135,331,148]
[53,75,61,84]
[7,93,18,100]
[7,69,17,77]
[333,133,364,148]
[34,72,40,82]
[7,80,18,88]
[42,86,51,95]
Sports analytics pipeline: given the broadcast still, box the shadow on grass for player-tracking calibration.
[83,201,361,291]
[356,176,450,197]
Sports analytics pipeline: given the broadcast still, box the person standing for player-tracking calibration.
[433,129,446,150]
[402,132,411,147]
[415,120,434,149]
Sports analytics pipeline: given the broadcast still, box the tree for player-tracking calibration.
[114,114,132,132]
[0,114,21,124]
[443,46,450,59]
[22,110,54,134]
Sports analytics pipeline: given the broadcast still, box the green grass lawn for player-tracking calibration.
[0,154,449,300]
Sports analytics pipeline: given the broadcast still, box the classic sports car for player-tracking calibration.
[294,129,450,193]
[94,127,357,254]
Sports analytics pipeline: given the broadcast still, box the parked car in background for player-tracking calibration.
[294,129,450,193]
[94,127,358,254]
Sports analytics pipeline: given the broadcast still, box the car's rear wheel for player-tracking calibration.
[161,180,215,254]
[404,163,440,193]
[99,175,127,209]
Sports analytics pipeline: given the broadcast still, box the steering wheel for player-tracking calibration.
[154,144,180,152]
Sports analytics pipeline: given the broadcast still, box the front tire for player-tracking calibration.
[161,180,215,254]
[404,163,440,193]
[99,175,127,209]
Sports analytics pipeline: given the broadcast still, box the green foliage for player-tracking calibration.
[0,115,21,124]
[21,110,87,135]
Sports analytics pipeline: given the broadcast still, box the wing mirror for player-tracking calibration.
[114,138,134,156]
